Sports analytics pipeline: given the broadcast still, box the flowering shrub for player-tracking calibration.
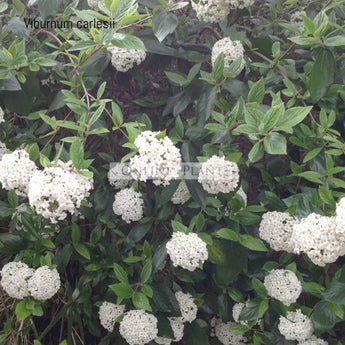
[1,0,345,345]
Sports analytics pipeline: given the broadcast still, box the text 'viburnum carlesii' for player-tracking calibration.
[278,309,314,341]
[155,317,184,345]
[27,266,60,300]
[108,164,131,190]
[0,262,34,299]
[28,161,93,223]
[99,301,125,332]
[213,318,248,345]
[171,180,191,205]
[112,187,143,223]
[166,231,208,271]
[264,269,302,306]
[298,336,328,345]
[211,38,245,77]
[291,213,345,266]
[107,46,146,72]
[119,309,158,345]
[175,291,198,323]
[130,131,182,186]
[0,149,37,196]
[259,211,297,252]
[198,155,239,194]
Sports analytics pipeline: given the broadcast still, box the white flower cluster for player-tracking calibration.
[228,0,254,9]
[291,11,306,32]
[335,197,345,239]
[28,161,93,223]
[1,262,60,301]
[107,46,146,72]
[130,131,182,186]
[112,187,144,223]
[0,107,4,123]
[198,155,240,194]
[119,309,158,345]
[155,317,184,345]
[212,318,247,345]
[298,336,328,345]
[264,269,302,306]
[236,187,247,206]
[171,181,191,205]
[27,266,61,300]
[166,231,208,271]
[108,164,131,190]
[259,211,297,252]
[278,310,314,341]
[0,262,34,299]
[291,213,345,266]
[211,38,245,77]
[0,141,6,160]
[175,291,198,323]
[191,0,230,23]
[232,302,245,324]
[99,301,125,332]
[87,0,100,10]
[0,149,38,196]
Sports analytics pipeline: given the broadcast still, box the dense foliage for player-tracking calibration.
[1,0,345,344]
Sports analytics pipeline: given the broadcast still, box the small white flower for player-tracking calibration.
[0,107,5,123]
[175,291,198,323]
[99,301,125,332]
[298,335,328,345]
[211,38,245,77]
[0,141,7,160]
[264,269,302,306]
[166,231,208,272]
[198,155,240,194]
[108,164,131,190]
[191,0,230,23]
[113,187,144,223]
[119,309,158,345]
[212,317,247,345]
[259,211,297,252]
[87,0,101,10]
[155,317,184,344]
[27,266,61,300]
[107,46,146,72]
[291,11,306,32]
[0,149,37,196]
[0,262,34,299]
[228,0,254,9]
[171,181,191,205]
[278,309,314,341]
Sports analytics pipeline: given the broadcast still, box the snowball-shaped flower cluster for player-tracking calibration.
[166,231,208,271]
[130,131,182,186]
[0,262,34,299]
[171,181,191,205]
[112,187,144,223]
[259,211,297,252]
[211,38,245,77]
[228,0,254,9]
[99,301,125,332]
[213,318,247,345]
[335,197,345,240]
[175,291,198,323]
[264,269,302,306]
[0,141,6,160]
[232,302,245,324]
[0,149,38,196]
[0,107,4,123]
[119,309,158,345]
[298,336,328,345]
[107,46,146,72]
[155,317,184,345]
[198,156,240,194]
[108,164,131,190]
[291,213,345,266]
[278,310,314,341]
[291,10,306,32]
[27,266,61,301]
[191,0,230,23]
[28,161,93,223]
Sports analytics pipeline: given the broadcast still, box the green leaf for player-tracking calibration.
[239,235,268,252]
[114,263,128,283]
[110,283,134,299]
[8,190,19,208]
[71,223,80,244]
[323,281,345,304]
[303,147,322,163]
[229,324,249,333]
[15,300,31,321]
[110,33,146,50]
[151,281,181,316]
[141,260,152,284]
[74,243,90,259]
[132,292,152,311]
[171,220,188,233]
[311,301,338,333]
[196,86,217,126]
[248,142,264,163]
[309,48,335,103]
[212,52,224,81]
[303,282,325,298]
[258,299,269,317]
[276,106,313,131]
[165,71,188,86]
[152,9,178,42]
[247,78,265,104]
[216,228,239,242]
[324,35,345,47]
[252,278,267,298]
[263,133,287,155]
[112,102,123,126]
[70,138,84,170]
